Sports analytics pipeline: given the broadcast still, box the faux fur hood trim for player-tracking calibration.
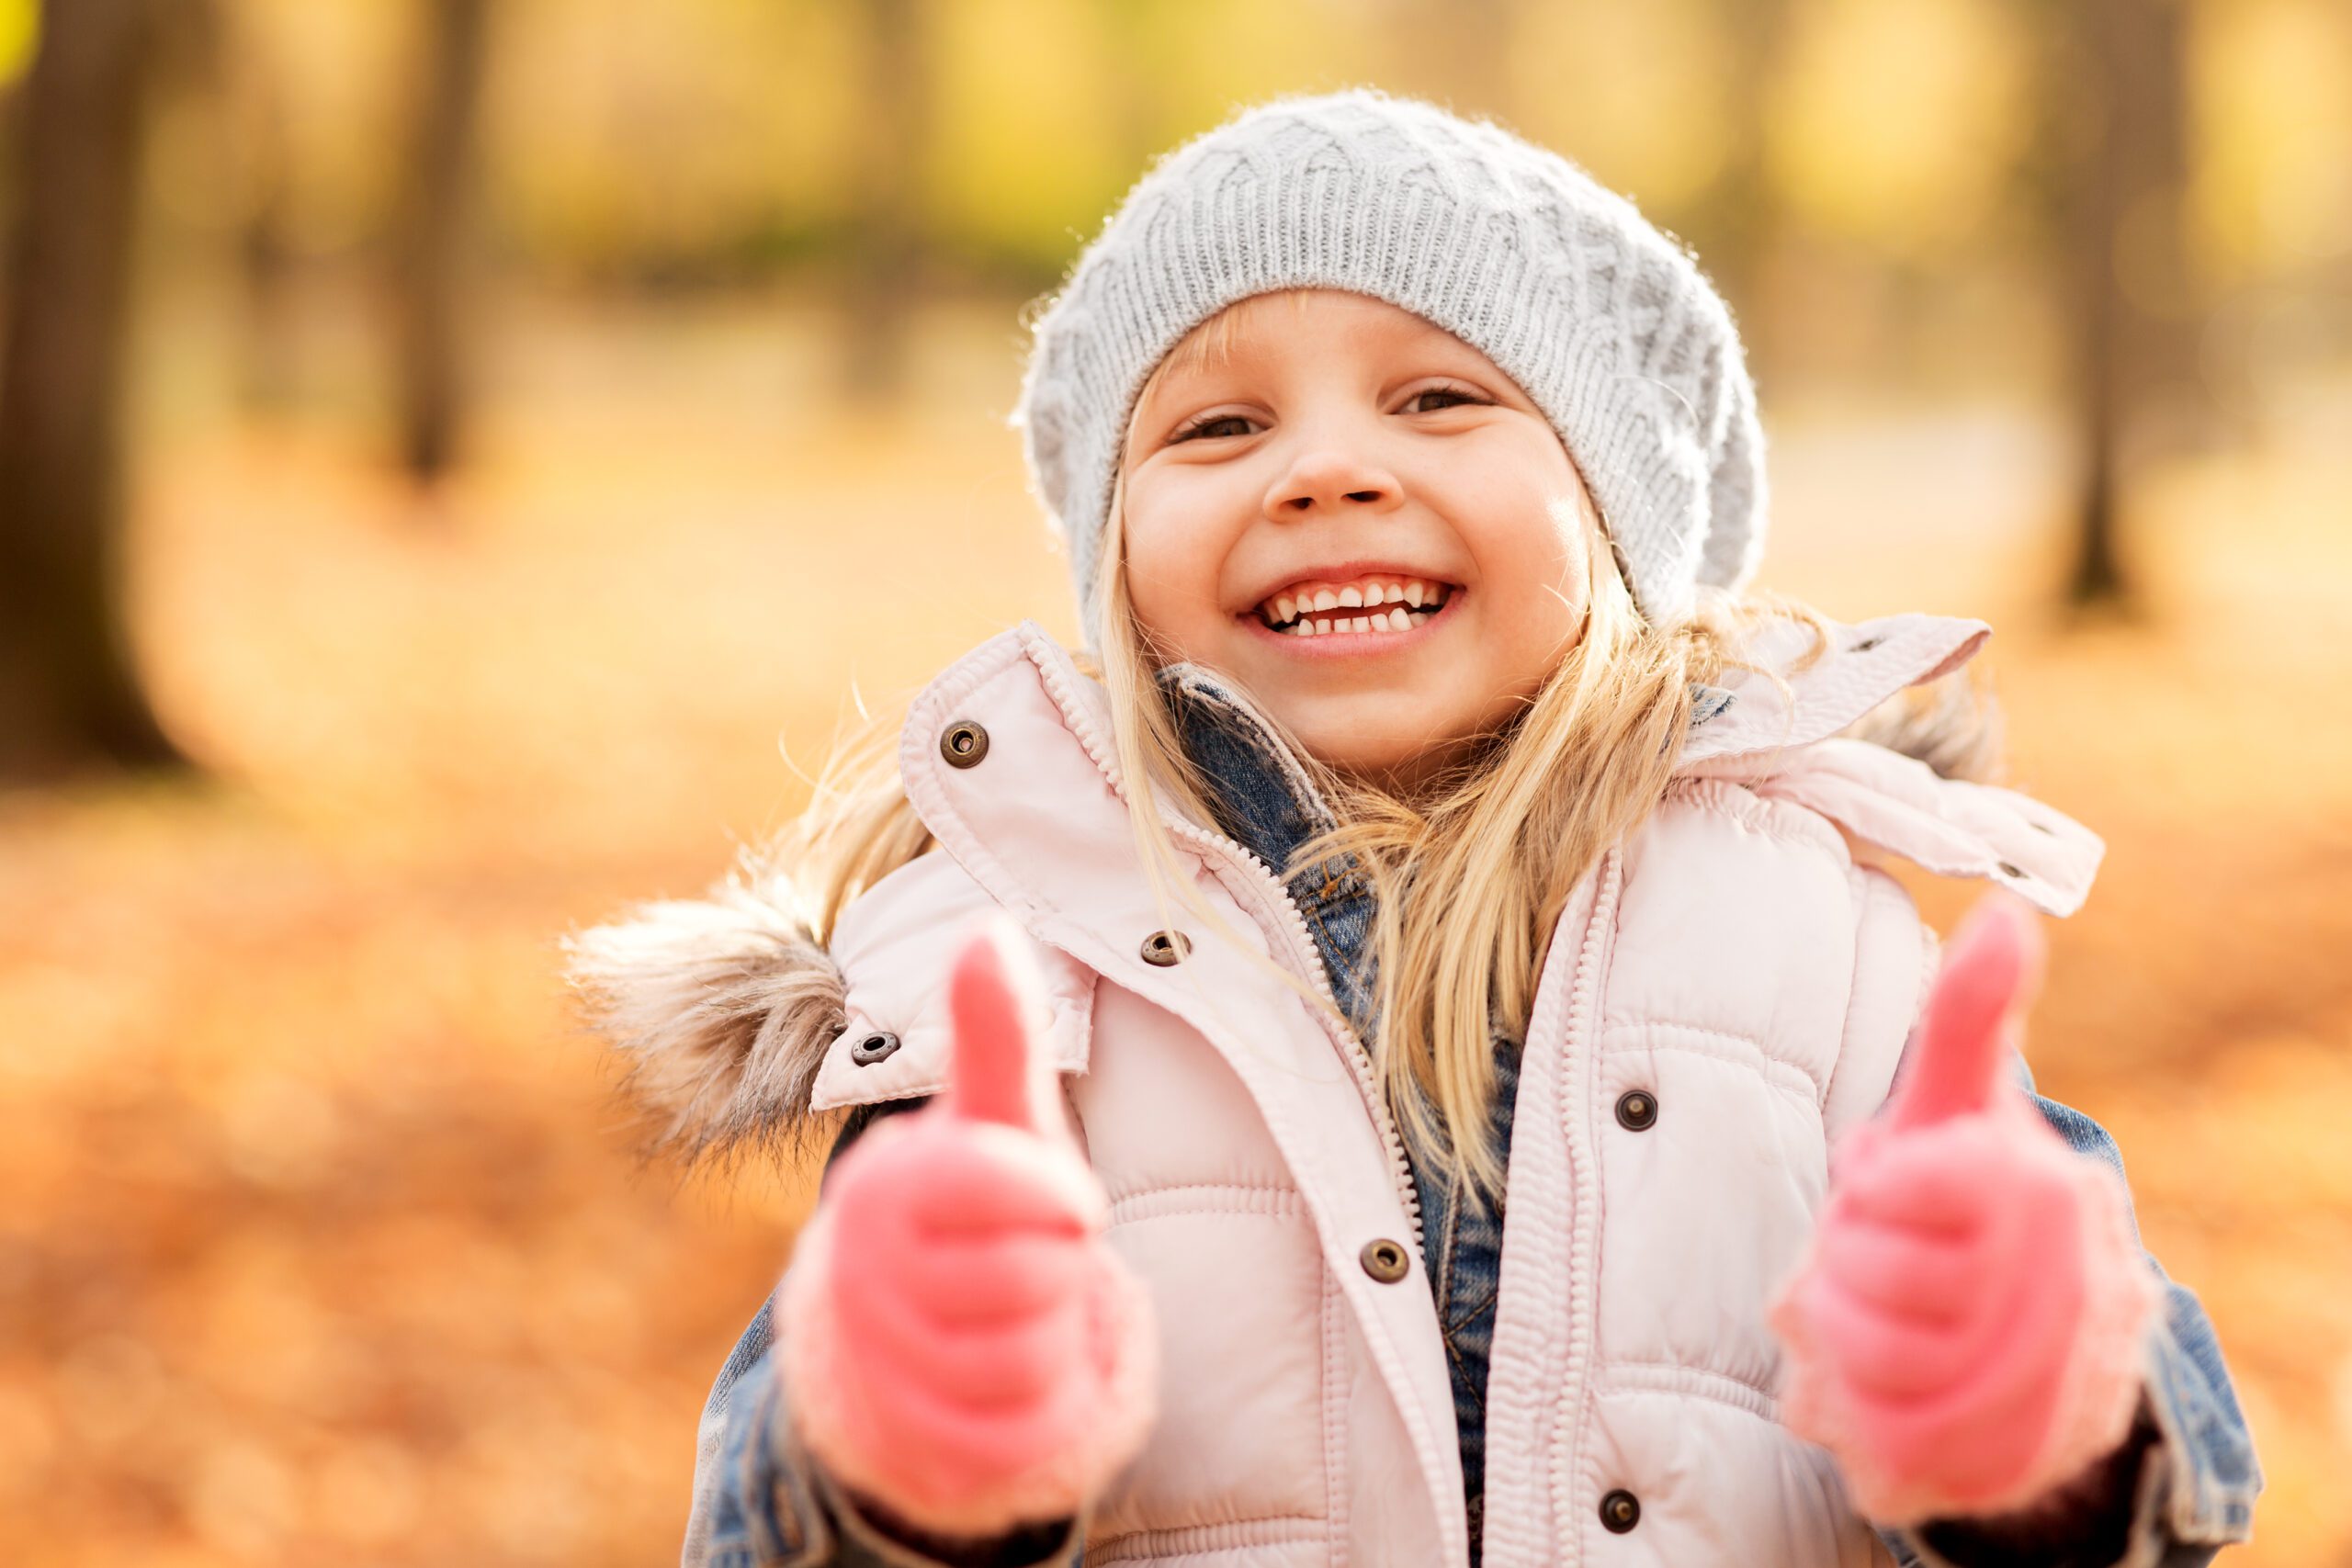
[560,852,850,1168]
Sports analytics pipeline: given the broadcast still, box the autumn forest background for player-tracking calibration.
[0,0,2347,1562]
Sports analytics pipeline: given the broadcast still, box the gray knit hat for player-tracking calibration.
[1009,86,1769,648]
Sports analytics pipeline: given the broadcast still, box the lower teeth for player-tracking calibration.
[1284,607,1438,637]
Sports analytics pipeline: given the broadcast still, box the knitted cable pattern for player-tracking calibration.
[1009,86,1768,646]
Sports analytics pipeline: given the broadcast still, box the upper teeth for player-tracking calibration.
[1262,577,1450,628]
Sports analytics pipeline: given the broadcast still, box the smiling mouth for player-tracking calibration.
[1253,575,1458,637]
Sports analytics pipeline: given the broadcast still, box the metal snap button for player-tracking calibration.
[1996,861,2026,879]
[1614,1089,1657,1132]
[1359,1238,1411,1283]
[848,1031,900,1066]
[940,720,989,768]
[1599,1488,1641,1533]
[1140,929,1192,966]
[1849,635,1884,653]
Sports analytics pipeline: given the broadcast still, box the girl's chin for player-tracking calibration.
[1245,694,1473,778]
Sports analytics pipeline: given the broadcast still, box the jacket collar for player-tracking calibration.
[1150,607,1992,815]
[1142,604,1996,1038]
[1145,604,1994,949]
[893,605,2003,1031]
[986,607,1989,811]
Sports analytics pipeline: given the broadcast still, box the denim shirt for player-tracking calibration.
[680,667,2261,1568]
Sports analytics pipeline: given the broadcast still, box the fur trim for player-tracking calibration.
[560,853,849,1167]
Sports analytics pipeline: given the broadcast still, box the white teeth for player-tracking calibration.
[1271,578,1453,631]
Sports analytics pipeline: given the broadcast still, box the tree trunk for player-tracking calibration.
[392,0,490,485]
[0,0,184,783]
[2062,0,2199,610]
[232,17,300,412]
[840,0,924,408]
[1704,0,1792,371]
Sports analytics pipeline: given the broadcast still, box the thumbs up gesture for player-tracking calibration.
[1766,894,2160,1526]
[778,914,1158,1539]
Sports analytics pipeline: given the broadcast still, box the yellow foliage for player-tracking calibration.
[1767,0,2034,255]
[920,0,1130,271]
[489,0,865,271]
[2190,0,2352,280]
[0,0,34,87]
[1511,0,1737,210]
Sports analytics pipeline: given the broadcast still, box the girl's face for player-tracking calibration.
[1119,289,1603,792]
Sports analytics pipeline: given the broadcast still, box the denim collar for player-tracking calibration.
[1154,662,1382,1036]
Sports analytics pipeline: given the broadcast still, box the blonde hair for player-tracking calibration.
[770,308,2000,1202]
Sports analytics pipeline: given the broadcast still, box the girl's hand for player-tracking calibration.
[1766,893,2159,1526]
[778,914,1158,1538]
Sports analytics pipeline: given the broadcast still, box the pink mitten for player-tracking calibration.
[778,913,1158,1537]
[1767,893,2160,1525]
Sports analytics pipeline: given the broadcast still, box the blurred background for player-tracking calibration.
[0,0,2345,1562]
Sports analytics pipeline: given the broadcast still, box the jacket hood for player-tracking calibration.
[560,609,2019,1168]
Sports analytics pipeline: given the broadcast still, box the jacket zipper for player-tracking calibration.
[1026,641,1425,1255]
[1165,817,1425,1256]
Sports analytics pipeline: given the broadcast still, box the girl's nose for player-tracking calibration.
[1264,446,1404,520]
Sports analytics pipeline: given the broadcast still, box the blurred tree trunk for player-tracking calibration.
[232,21,300,412]
[391,0,490,485]
[2060,0,2199,610]
[0,0,184,783]
[1704,0,1792,371]
[841,0,925,407]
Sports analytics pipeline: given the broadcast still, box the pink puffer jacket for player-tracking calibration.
[788,613,2102,1568]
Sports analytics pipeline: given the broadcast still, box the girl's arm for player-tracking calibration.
[682,1098,1088,1568]
[1876,1085,2261,1568]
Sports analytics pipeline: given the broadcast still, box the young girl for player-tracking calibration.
[567,89,2260,1568]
